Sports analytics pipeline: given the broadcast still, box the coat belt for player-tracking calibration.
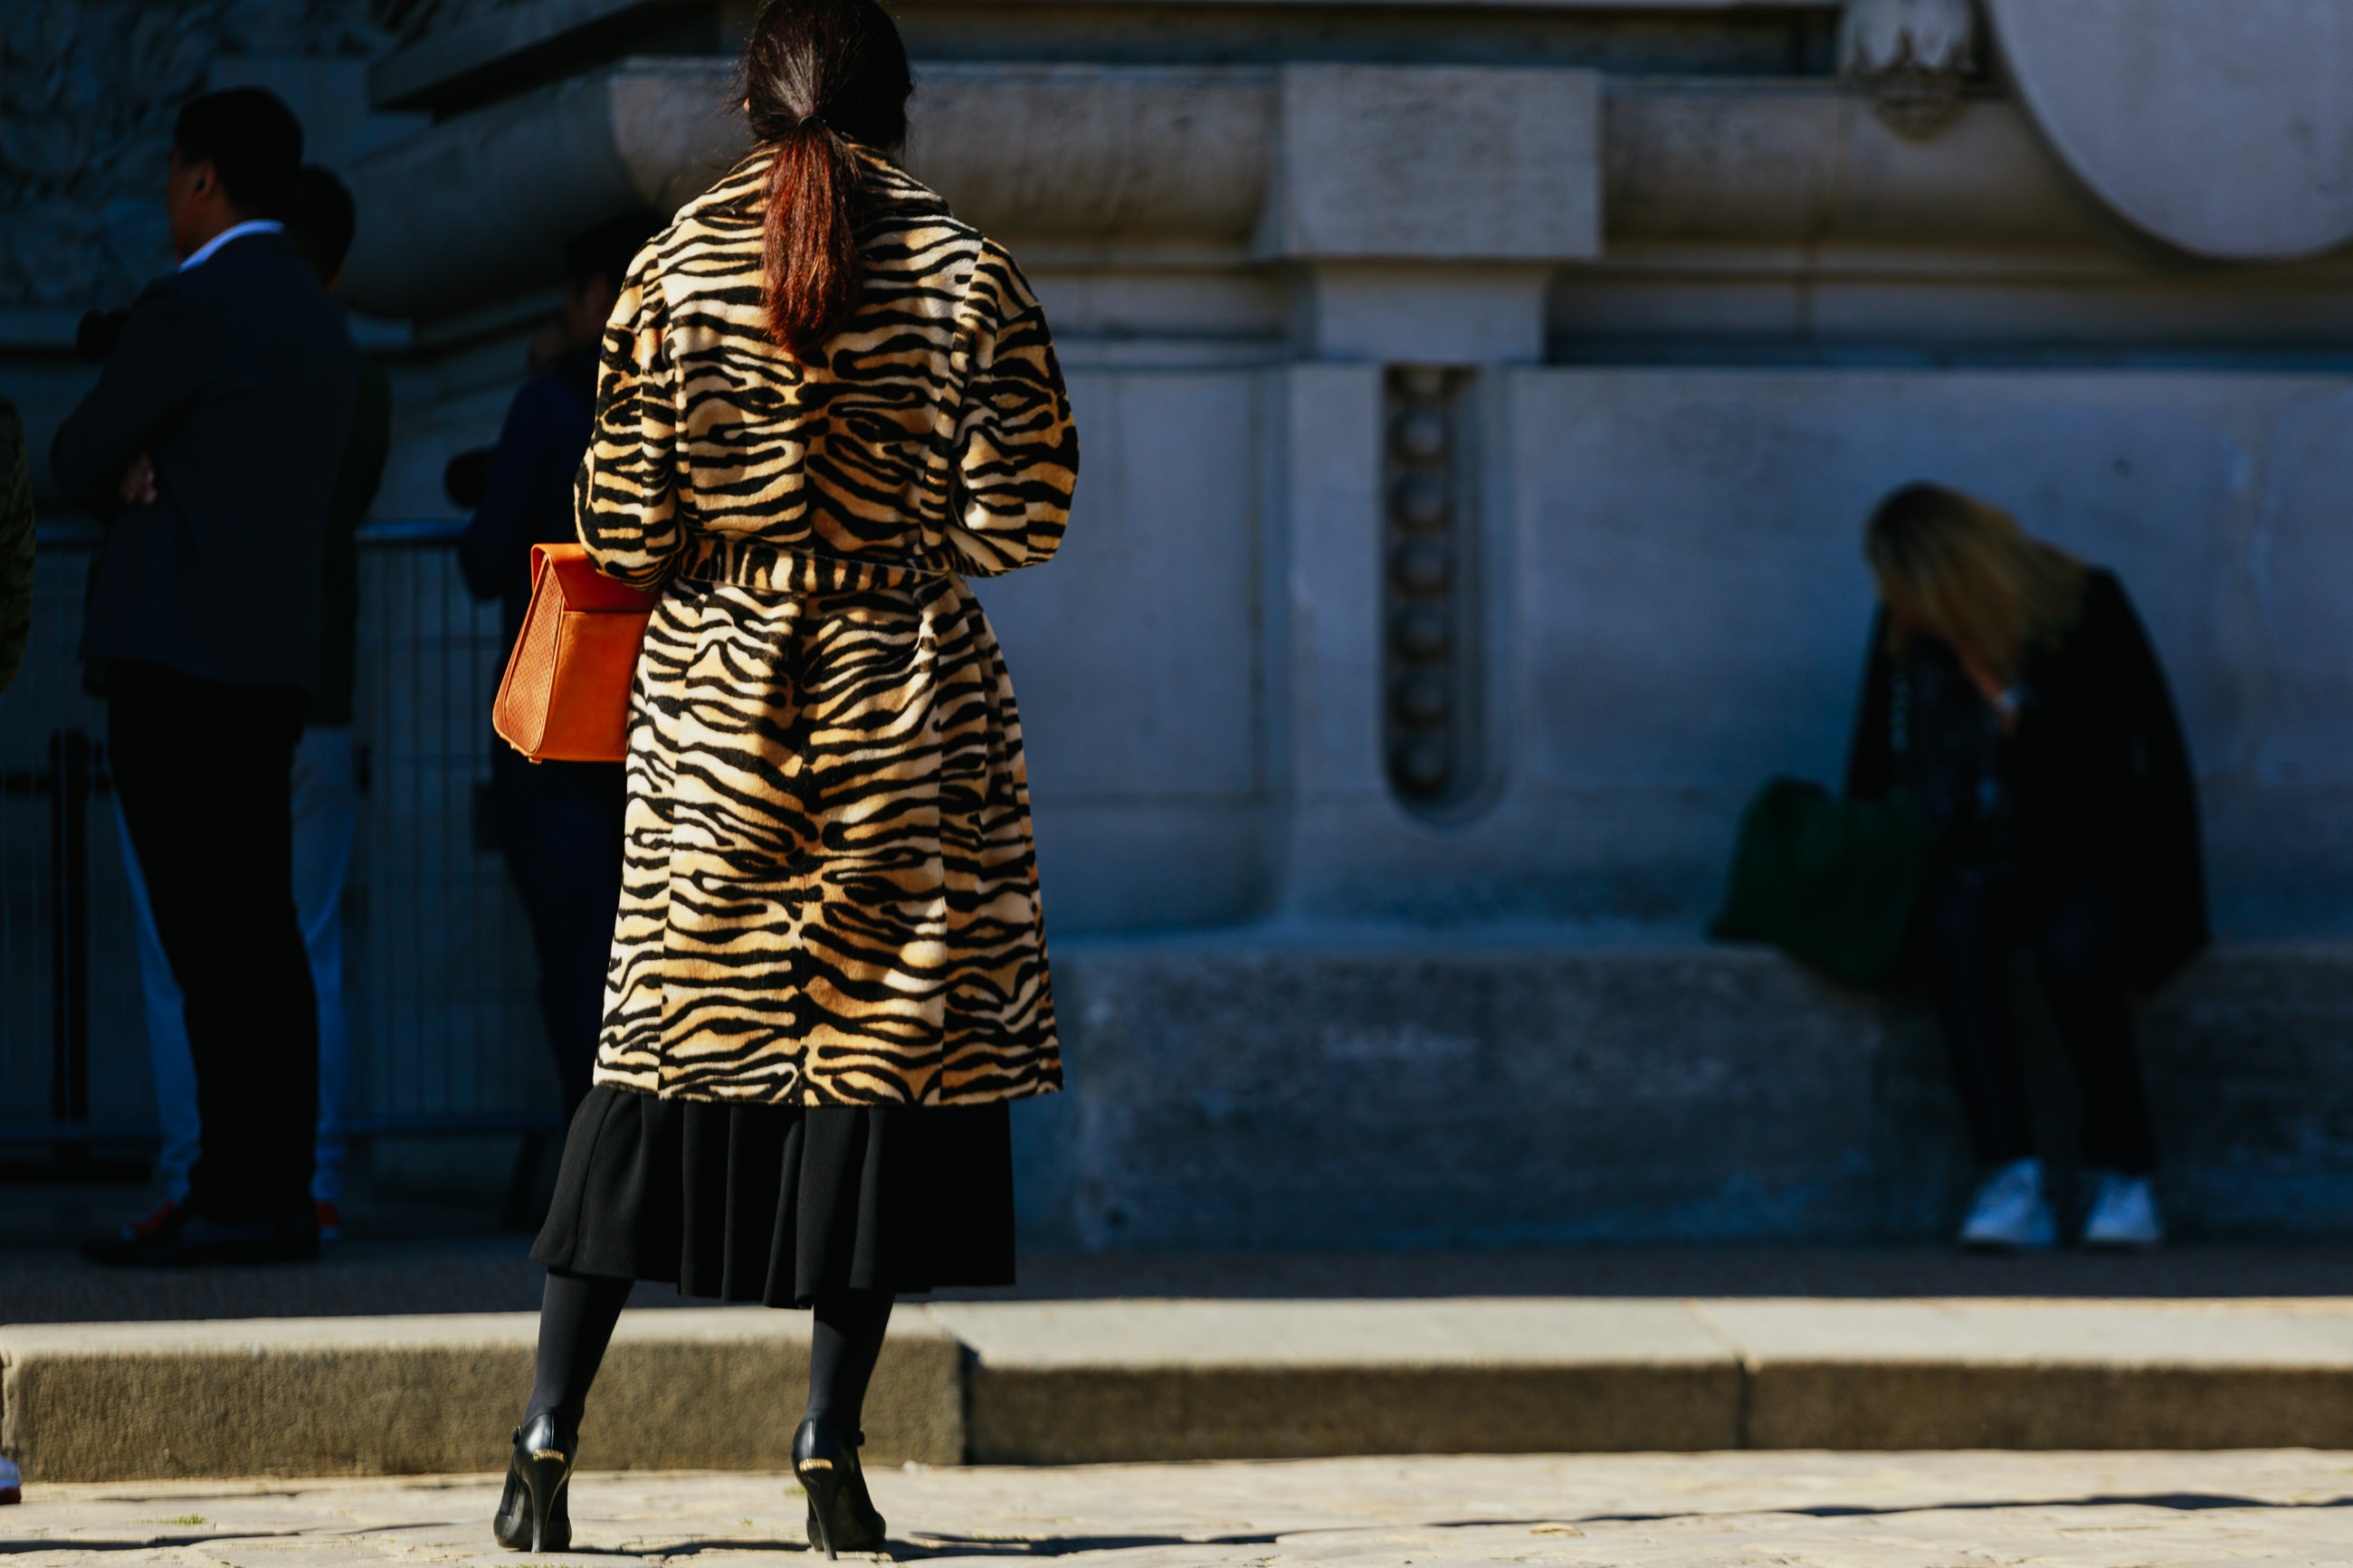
[679,534,951,595]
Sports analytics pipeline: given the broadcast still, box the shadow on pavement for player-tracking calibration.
[1538,1490,2353,1526]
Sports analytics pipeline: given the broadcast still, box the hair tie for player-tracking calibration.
[798,111,829,132]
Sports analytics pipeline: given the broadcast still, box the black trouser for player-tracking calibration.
[109,662,317,1221]
[1923,869,2158,1174]
[491,746,626,1117]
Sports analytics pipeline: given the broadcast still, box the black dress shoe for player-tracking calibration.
[794,1416,885,1559]
[80,1210,319,1267]
[492,1411,576,1552]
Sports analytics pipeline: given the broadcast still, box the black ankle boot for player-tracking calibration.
[793,1416,885,1559]
[492,1411,576,1552]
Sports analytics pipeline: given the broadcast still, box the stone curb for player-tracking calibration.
[1701,1297,2353,1450]
[9,1297,2353,1479]
[932,1299,1743,1460]
[0,1308,963,1483]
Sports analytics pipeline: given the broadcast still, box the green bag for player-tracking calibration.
[1709,776,1933,988]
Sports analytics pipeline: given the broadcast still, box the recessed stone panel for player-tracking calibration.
[1265,65,1601,262]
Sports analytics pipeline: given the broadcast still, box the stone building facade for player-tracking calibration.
[8,0,2353,1244]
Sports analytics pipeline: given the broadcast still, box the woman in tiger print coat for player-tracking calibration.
[576,98,1072,1112]
[503,3,1077,1556]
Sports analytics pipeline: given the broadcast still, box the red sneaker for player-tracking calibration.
[120,1196,182,1243]
[315,1200,341,1242]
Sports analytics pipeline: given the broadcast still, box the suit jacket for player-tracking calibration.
[52,230,355,691]
[1847,568,2210,990]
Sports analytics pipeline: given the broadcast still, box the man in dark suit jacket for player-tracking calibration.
[52,88,355,1266]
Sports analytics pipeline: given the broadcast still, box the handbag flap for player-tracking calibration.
[491,587,558,755]
[531,542,657,613]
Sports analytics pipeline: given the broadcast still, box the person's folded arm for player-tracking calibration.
[50,282,209,508]
[573,262,685,590]
[942,252,1079,579]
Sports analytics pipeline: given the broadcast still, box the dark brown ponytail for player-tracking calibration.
[740,0,913,355]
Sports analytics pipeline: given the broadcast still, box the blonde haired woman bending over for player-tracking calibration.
[1846,484,2203,1252]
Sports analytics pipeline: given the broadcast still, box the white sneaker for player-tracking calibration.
[2081,1171,2164,1250]
[1958,1157,2057,1250]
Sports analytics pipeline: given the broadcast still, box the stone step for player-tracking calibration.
[0,1310,961,1483]
[10,1297,2353,1480]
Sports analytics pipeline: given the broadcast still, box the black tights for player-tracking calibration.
[1924,872,2158,1174]
[526,1270,895,1434]
[805,1285,894,1435]
[526,1270,633,1430]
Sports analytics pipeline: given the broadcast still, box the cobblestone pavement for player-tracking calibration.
[9,1449,2353,1565]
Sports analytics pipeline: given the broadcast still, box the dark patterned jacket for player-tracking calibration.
[1848,568,2208,990]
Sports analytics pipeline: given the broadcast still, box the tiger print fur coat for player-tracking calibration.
[574,144,1078,1107]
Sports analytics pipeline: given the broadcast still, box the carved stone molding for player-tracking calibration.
[341,65,2113,319]
[1838,0,1977,141]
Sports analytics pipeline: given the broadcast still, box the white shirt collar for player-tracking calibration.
[178,219,284,271]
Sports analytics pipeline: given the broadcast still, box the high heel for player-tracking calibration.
[794,1416,885,1559]
[492,1411,576,1552]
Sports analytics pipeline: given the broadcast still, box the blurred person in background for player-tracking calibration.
[54,89,354,1267]
[1846,483,2205,1253]
[108,165,392,1250]
[0,396,28,693]
[459,210,661,1121]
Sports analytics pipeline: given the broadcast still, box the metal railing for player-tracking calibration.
[0,523,562,1183]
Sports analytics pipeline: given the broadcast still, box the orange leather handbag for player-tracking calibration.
[491,543,656,764]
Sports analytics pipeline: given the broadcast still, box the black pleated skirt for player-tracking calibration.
[530,1084,1017,1306]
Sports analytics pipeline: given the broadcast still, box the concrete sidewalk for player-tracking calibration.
[11,1449,2353,1566]
[11,1297,2353,1481]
